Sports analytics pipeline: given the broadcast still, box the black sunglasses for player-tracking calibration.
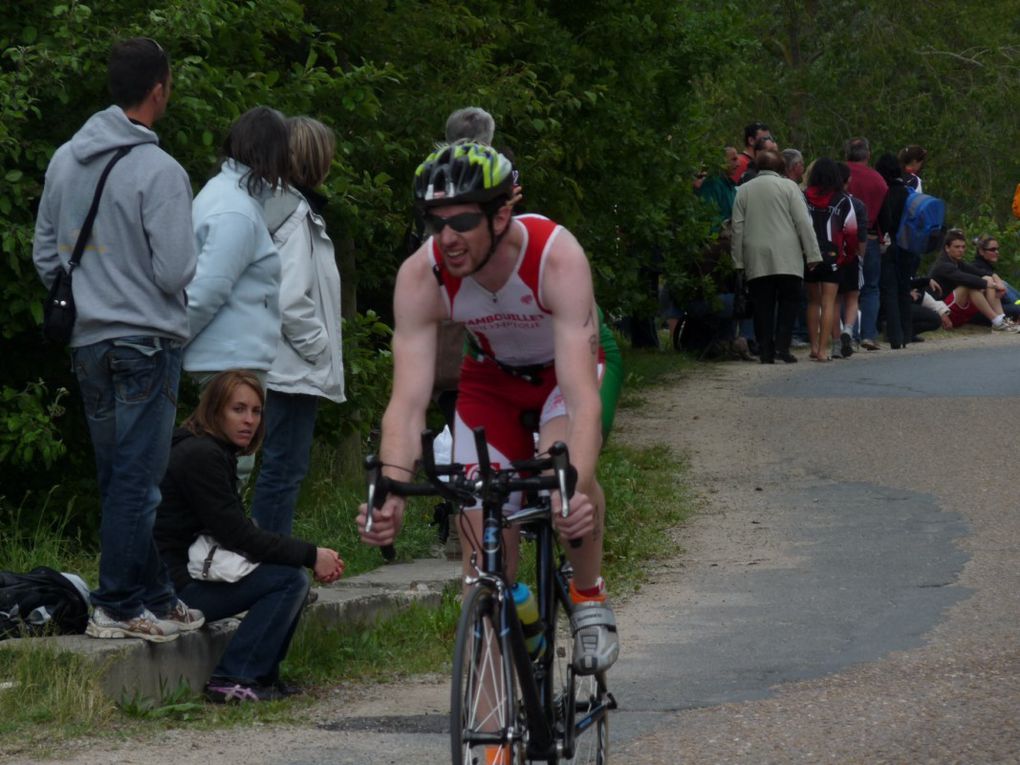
[423,211,485,236]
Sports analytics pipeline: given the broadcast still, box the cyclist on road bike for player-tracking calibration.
[357,142,619,676]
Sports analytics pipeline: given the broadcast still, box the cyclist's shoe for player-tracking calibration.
[570,601,619,675]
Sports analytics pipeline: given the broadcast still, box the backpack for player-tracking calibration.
[0,566,89,639]
[806,191,855,266]
[896,188,946,255]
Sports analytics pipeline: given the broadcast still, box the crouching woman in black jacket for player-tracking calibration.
[154,369,344,703]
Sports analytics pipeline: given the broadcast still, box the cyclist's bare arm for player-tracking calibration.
[358,248,445,546]
[541,229,603,496]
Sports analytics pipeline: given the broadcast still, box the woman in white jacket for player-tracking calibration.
[251,117,345,535]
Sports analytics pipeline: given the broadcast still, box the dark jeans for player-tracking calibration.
[72,336,181,620]
[880,246,914,348]
[251,391,320,536]
[859,237,882,341]
[180,563,310,685]
[748,274,802,362]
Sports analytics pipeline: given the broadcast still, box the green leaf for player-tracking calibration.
[5,170,23,183]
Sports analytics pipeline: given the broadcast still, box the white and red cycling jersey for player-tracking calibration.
[430,214,561,367]
[429,214,600,509]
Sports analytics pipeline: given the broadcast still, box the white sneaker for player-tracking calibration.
[571,602,619,675]
[159,599,205,632]
[86,607,179,642]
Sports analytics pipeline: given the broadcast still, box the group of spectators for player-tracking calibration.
[679,121,1019,363]
[32,38,346,703]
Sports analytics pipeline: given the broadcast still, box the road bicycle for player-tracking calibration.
[365,427,616,764]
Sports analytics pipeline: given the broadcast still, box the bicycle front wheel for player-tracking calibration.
[451,585,525,765]
[552,599,609,765]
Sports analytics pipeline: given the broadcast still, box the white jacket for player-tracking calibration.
[264,190,345,402]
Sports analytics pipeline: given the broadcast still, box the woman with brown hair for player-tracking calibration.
[251,117,345,536]
[154,370,344,703]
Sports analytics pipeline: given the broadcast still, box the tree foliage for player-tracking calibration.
[6,0,1018,532]
[0,1,732,529]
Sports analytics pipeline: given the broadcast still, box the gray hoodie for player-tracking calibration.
[33,105,197,346]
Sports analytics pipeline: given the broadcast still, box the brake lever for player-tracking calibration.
[364,455,395,561]
[549,441,582,549]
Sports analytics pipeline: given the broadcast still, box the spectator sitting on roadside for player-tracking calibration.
[927,229,1017,332]
[969,234,1020,322]
[154,370,345,704]
[910,286,953,338]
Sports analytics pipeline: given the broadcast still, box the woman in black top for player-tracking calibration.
[154,370,344,703]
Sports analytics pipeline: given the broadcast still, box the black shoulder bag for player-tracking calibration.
[42,146,131,345]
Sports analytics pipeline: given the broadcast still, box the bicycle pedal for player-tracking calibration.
[606,691,618,710]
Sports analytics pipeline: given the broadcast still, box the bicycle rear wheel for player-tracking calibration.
[451,585,525,765]
[551,596,609,764]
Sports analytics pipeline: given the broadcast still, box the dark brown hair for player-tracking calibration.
[898,145,927,166]
[108,37,170,108]
[222,106,290,195]
[183,370,265,455]
[943,229,966,250]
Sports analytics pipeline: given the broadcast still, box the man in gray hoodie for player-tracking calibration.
[33,38,202,642]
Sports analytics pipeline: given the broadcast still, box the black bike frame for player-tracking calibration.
[367,426,607,761]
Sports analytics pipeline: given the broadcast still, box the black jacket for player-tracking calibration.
[878,178,909,242]
[928,251,987,294]
[154,428,317,591]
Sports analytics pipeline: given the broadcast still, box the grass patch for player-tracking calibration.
[0,493,98,580]
[0,642,114,757]
[293,441,443,576]
[284,587,461,685]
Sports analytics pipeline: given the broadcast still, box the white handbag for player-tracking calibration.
[187,534,260,582]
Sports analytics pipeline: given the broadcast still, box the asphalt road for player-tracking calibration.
[609,335,1020,763]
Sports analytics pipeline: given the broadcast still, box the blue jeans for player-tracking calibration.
[858,237,882,341]
[72,336,182,620]
[179,564,309,685]
[250,391,319,536]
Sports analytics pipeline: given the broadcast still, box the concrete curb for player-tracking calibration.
[0,557,462,701]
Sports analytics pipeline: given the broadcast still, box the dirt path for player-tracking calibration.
[18,332,1020,764]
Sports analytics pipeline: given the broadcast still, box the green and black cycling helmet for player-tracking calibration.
[413,142,514,212]
[413,143,516,274]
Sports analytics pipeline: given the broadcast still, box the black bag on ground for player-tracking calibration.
[0,566,89,639]
[41,146,131,345]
